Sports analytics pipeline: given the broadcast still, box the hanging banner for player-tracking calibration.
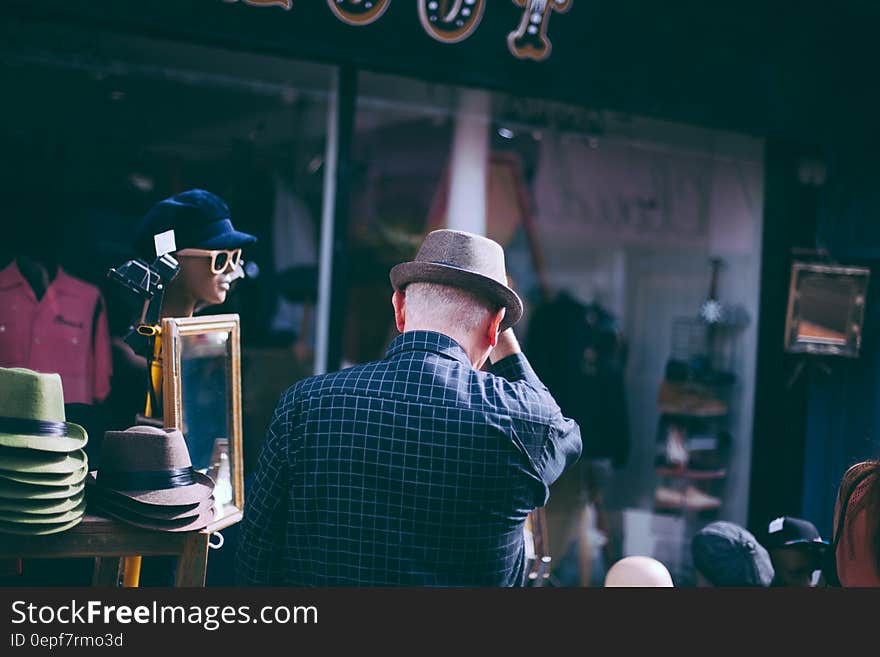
[418,0,486,44]
[327,0,391,26]
[227,0,292,9]
[225,0,569,61]
[508,0,572,61]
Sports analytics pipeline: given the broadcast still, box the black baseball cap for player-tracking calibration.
[691,521,774,587]
[133,189,256,260]
[763,516,828,551]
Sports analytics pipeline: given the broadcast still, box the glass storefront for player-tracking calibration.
[1,18,333,477]
[347,73,765,585]
[1,18,765,585]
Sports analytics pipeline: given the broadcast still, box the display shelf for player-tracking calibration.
[0,513,210,587]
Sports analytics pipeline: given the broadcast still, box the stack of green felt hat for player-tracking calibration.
[0,367,88,535]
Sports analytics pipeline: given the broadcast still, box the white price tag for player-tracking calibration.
[768,517,785,533]
[154,229,177,257]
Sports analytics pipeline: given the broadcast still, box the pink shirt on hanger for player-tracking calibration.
[0,261,112,405]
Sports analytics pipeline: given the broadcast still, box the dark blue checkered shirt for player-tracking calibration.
[235,330,582,586]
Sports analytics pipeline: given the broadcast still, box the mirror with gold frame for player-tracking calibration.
[162,314,244,531]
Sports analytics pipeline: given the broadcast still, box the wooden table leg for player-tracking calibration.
[174,532,209,587]
[93,557,122,587]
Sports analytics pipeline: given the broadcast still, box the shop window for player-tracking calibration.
[349,70,765,585]
[0,19,333,477]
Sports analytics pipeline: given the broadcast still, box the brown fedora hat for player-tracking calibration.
[89,495,215,532]
[86,484,209,520]
[389,229,523,331]
[87,425,214,507]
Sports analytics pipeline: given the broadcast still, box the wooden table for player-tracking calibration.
[0,512,240,587]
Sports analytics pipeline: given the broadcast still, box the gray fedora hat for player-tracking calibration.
[86,425,214,507]
[0,368,88,452]
[389,229,523,331]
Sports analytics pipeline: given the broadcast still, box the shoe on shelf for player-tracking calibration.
[654,485,722,512]
[654,485,685,509]
[683,485,722,511]
[664,424,689,468]
[657,381,727,417]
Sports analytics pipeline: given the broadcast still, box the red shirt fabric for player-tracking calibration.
[0,261,112,405]
[837,473,880,587]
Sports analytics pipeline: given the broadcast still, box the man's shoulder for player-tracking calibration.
[281,359,389,402]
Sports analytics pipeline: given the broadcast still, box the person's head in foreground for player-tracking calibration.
[389,229,523,368]
[831,460,880,587]
[691,521,774,587]
[604,556,674,587]
[762,516,828,587]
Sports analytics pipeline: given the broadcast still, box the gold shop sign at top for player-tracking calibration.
[225,0,571,62]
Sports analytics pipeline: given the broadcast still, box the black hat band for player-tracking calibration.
[96,467,197,491]
[0,416,69,437]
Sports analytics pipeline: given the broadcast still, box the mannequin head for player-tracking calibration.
[604,556,674,587]
[132,189,256,318]
[163,248,240,316]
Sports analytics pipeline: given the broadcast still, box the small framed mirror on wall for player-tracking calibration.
[784,262,870,358]
[162,314,244,531]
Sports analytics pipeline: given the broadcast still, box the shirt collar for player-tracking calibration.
[0,260,73,300]
[50,268,78,295]
[384,330,472,367]
[0,260,25,289]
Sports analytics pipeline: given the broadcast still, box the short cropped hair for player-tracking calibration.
[404,282,497,333]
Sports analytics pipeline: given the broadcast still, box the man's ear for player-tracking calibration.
[392,289,406,333]
[487,307,506,347]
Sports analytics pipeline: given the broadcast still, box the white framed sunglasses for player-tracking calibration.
[176,248,243,274]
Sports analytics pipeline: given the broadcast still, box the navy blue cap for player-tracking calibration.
[133,189,256,260]
[691,521,774,587]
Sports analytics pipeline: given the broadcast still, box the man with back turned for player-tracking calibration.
[236,229,582,585]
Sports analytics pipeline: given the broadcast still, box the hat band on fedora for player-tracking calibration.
[0,416,69,437]
[97,467,197,490]
[431,261,469,270]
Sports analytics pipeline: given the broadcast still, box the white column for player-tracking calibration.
[314,70,339,376]
[446,89,490,236]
